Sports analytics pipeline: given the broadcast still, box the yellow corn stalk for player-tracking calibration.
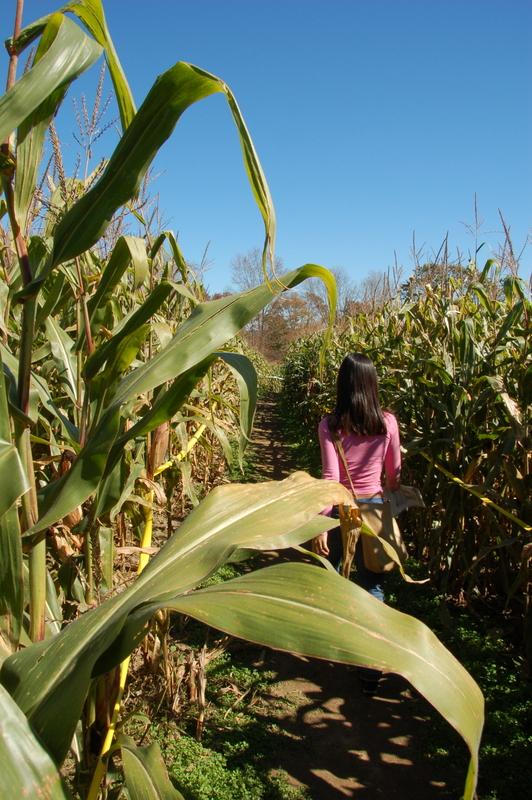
[87,423,208,799]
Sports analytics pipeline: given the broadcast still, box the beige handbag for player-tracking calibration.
[328,424,408,576]
[357,500,408,573]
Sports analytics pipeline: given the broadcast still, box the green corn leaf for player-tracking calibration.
[149,232,167,260]
[126,234,149,289]
[15,59,275,295]
[91,356,216,519]
[0,684,73,799]
[0,281,8,339]
[29,266,335,533]
[45,570,63,637]
[107,355,218,458]
[169,562,483,800]
[10,1,135,132]
[83,281,174,380]
[91,448,129,521]
[503,275,526,304]
[210,417,233,465]
[45,63,222,271]
[112,266,336,408]
[1,472,484,799]
[494,300,524,347]
[0,354,25,654]
[0,15,102,144]
[13,15,70,236]
[2,473,351,765]
[162,230,190,284]
[35,271,65,331]
[63,0,136,131]
[469,282,496,320]
[5,16,50,55]
[79,235,151,349]
[0,359,31,521]
[90,324,150,415]
[167,280,198,305]
[0,439,30,519]
[119,735,185,800]
[217,351,258,467]
[152,322,173,349]
[31,370,79,445]
[32,406,122,533]
[0,506,23,658]
[45,317,78,405]
[0,346,38,428]
[98,526,115,594]
[106,458,144,521]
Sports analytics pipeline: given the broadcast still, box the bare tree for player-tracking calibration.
[229,246,284,291]
[302,266,358,325]
[229,247,284,351]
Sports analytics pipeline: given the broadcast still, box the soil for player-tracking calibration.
[245,394,459,799]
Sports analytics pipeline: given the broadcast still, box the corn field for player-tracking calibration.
[282,266,532,658]
[0,2,487,799]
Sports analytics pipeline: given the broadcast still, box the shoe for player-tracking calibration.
[357,676,379,696]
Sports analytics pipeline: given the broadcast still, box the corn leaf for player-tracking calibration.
[0,684,73,799]
[79,235,150,349]
[2,473,351,765]
[217,351,257,467]
[45,317,78,405]
[83,281,174,380]
[169,563,483,800]
[63,0,136,131]
[0,356,25,654]
[14,59,275,295]
[105,354,218,458]
[1,473,484,799]
[30,266,335,533]
[14,14,70,236]
[0,15,102,143]
[119,735,185,800]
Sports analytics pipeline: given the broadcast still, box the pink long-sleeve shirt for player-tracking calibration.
[318,411,401,515]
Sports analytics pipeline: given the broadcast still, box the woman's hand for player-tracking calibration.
[312,532,329,556]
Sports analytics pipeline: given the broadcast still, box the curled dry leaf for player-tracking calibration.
[148,421,170,479]
[47,529,75,562]
[63,507,83,529]
[135,477,167,506]
[521,543,532,563]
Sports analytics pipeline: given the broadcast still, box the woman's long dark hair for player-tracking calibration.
[328,353,387,436]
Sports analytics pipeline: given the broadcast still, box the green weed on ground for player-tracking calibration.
[140,623,310,800]
[156,730,307,800]
[387,564,532,800]
[275,395,322,477]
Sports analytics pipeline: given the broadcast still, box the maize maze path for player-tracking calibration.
[248,395,459,799]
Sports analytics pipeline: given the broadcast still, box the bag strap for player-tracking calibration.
[327,418,358,501]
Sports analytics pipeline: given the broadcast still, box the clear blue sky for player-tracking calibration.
[8,0,532,293]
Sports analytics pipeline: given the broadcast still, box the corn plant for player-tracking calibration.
[282,265,532,639]
[0,3,483,798]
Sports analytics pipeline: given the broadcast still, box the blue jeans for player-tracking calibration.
[326,505,384,683]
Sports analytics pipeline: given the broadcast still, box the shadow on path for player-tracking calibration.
[259,650,456,798]
[247,395,461,798]
[251,394,298,480]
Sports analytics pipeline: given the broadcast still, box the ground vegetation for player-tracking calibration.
[0,3,484,799]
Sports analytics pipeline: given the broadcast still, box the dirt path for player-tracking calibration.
[250,393,299,480]
[248,395,458,799]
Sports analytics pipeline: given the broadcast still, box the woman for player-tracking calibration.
[312,352,402,694]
